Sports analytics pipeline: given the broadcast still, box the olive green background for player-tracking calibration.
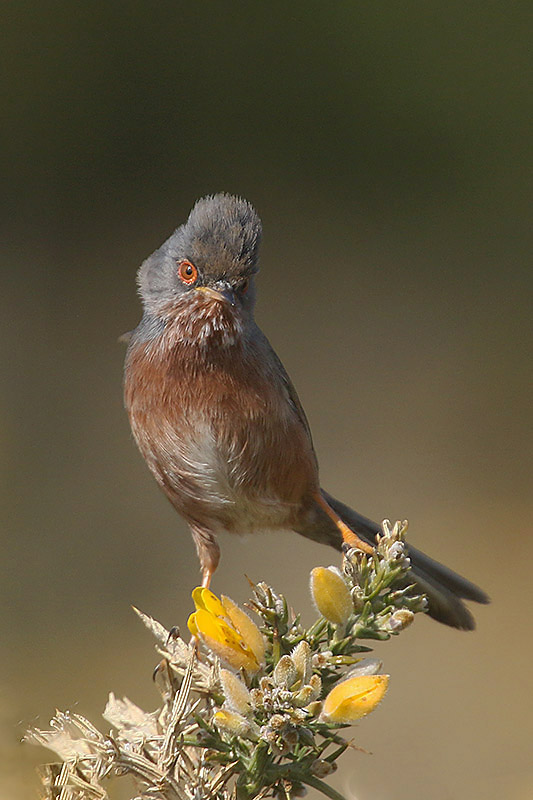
[2,3,532,798]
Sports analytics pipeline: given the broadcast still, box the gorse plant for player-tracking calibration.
[28,520,427,800]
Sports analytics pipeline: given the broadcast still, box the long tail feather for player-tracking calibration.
[315,490,489,630]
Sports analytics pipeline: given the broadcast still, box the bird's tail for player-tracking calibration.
[315,491,490,630]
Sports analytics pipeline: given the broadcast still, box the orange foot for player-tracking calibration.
[314,492,374,555]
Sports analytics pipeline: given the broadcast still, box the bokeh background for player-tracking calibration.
[2,3,532,798]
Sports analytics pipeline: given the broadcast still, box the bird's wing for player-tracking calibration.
[254,326,317,458]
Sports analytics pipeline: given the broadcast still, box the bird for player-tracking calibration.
[123,193,489,630]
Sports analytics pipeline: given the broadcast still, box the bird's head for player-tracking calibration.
[137,194,262,332]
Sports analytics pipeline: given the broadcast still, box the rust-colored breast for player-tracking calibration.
[124,312,319,534]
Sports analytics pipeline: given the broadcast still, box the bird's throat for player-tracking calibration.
[160,296,245,351]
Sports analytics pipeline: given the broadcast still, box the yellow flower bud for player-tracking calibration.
[290,640,312,684]
[321,674,389,724]
[310,567,352,625]
[273,655,298,689]
[214,710,257,739]
[220,669,252,716]
[305,700,323,717]
[293,674,322,708]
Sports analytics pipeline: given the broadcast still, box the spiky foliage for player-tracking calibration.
[27,521,426,800]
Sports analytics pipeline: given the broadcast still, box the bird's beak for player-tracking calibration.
[196,285,236,306]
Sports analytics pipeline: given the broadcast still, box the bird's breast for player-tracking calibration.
[124,331,318,532]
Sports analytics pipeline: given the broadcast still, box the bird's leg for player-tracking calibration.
[190,525,220,588]
[201,567,214,589]
[314,492,374,555]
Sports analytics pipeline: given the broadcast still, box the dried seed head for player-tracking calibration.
[311,759,337,778]
[388,609,415,632]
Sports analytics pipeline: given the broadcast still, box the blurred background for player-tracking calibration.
[2,2,532,798]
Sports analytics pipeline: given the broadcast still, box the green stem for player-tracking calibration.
[302,774,348,800]
[324,740,350,762]
[179,735,235,755]
[306,617,328,641]
[272,630,282,665]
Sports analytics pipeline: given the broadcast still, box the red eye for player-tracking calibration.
[178,259,198,285]
[241,279,249,294]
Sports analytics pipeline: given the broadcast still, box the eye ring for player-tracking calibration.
[178,259,198,285]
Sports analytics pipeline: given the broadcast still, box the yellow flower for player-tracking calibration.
[310,566,353,625]
[321,674,389,724]
[213,709,257,739]
[187,587,265,673]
